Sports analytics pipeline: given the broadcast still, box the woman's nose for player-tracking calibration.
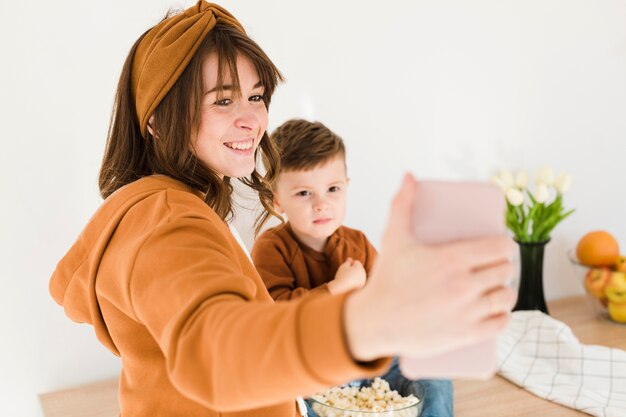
[235,106,258,131]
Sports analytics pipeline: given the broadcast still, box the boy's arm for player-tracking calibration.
[251,236,330,301]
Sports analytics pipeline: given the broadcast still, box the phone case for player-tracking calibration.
[399,180,506,380]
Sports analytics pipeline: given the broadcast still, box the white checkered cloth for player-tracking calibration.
[497,311,626,417]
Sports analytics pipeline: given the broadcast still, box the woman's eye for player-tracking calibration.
[329,186,340,192]
[295,190,311,197]
[215,98,232,106]
[249,95,264,103]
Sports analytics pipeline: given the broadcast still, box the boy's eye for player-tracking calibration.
[215,98,232,106]
[329,186,340,192]
[249,94,264,103]
[295,190,311,197]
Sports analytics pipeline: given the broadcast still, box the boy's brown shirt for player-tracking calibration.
[251,222,377,301]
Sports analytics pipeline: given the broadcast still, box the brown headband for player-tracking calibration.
[131,1,245,137]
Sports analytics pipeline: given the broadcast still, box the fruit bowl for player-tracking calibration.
[306,377,424,417]
[568,249,626,324]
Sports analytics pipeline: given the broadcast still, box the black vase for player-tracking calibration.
[513,239,550,314]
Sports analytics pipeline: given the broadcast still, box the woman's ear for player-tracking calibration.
[273,196,285,214]
[147,115,156,137]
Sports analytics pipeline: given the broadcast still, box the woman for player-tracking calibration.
[50,2,515,416]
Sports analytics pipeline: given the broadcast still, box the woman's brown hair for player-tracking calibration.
[99,21,283,234]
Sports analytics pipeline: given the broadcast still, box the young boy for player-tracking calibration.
[251,119,375,300]
[251,119,453,417]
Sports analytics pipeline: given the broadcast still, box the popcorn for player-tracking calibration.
[309,377,420,417]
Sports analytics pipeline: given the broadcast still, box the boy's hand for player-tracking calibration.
[344,173,516,362]
[328,258,367,295]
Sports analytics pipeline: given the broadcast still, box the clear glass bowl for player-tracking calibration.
[306,378,424,417]
[567,249,626,324]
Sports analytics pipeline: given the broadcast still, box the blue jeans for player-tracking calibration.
[306,358,453,417]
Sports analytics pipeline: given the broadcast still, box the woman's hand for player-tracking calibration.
[344,174,516,361]
[328,258,367,295]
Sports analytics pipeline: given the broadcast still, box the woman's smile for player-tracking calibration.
[224,138,255,152]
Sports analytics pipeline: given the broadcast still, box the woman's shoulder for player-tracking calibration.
[110,175,200,201]
[106,175,224,229]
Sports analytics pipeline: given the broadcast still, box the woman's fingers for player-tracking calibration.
[487,286,517,315]
[469,261,515,297]
[470,286,516,322]
[444,236,515,272]
[457,285,516,324]
[454,262,516,322]
[476,312,512,339]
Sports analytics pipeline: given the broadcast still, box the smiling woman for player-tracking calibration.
[99,10,282,229]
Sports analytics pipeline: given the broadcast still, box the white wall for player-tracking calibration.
[2,0,625,415]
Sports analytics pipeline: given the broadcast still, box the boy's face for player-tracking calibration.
[273,156,348,251]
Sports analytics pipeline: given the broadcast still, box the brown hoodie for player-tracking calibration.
[49,176,389,417]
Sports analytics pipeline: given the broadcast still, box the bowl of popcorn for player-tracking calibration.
[307,377,423,417]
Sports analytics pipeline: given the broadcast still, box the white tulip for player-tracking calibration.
[515,171,529,189]
[554,172,572,194]
[499,170,514,190]
[535,166,555,186]
[491,175,506,191]
[506,188,524,206]
[533,183,549,203]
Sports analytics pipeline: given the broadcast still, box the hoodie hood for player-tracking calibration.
[49,176,197,355]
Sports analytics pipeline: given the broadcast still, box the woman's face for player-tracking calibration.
[193,53,268,179]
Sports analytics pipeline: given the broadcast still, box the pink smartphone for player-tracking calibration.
[399,180,506,380]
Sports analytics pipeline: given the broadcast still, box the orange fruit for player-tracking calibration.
[576,231,619,267]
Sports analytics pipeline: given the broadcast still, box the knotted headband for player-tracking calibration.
[131,1,245,137]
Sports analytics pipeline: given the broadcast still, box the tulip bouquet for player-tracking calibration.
[492,166,575,243]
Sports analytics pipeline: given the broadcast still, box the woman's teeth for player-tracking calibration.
[225,140,253,150]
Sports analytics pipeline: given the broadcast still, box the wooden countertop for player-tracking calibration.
[454,295,626,417]
[40,295,624,417]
